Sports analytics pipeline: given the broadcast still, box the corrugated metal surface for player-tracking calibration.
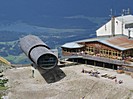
[19,35,58,69]
[64,35,133,51]
[19,35,49,58]
[61,42,84,48]
[30,46,54,64]
[105,36,133,50]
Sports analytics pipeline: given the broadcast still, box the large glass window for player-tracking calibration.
[38,54,57,69]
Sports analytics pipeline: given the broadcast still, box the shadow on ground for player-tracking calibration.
[37,66,66,83]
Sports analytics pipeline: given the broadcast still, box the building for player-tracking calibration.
[96,15,133,37]
[61,14,133,72]
[62,42,85,56]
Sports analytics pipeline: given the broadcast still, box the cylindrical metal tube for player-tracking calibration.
[19,35,58,69]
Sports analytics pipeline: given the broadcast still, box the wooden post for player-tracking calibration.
[108,50,109,58]
[85,60,87,65]
[94,61,96,66]
[103,63,105,68]
[77,59,78,63]
[72,59,74,62]
[112,51,113,59]
[112,64,114,70]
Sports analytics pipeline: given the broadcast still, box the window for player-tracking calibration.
[125,23,133,28]
[116,21,118,25]
[113,52,116,56]
[109,50,112,55]
[106,50,108,54]
[105,25,107,31]
[64,49,67,51]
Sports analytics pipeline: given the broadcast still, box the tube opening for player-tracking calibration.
[38,54,58,69]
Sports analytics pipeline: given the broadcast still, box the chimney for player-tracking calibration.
[111,16,115,36]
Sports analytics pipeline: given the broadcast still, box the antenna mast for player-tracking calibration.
[122,8,130,15]
[110,9,113,17]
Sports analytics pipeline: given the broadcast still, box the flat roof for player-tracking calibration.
[116,15,133,24]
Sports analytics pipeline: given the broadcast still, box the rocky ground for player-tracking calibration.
[3,64,133,99]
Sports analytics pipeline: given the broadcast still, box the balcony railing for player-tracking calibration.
[62,53,131,66]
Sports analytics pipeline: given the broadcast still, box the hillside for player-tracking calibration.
[0,16,107,64]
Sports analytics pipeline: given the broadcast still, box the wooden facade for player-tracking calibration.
[62,41,133,61]
[62,47,85,56]
[85,41,123,59]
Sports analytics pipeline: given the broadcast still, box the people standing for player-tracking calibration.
[31,67,35,78]
[115,78,117,84]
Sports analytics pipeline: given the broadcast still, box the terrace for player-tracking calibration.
[62,52,131,66]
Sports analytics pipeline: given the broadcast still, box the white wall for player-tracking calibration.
[124,29,133,38]
[114,19,123,35]
[96,20,112,36]
[130,30,133,37]
[115,18,133,37]
[96,16,133,38]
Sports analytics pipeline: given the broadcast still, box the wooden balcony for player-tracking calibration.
[62,53,131,66]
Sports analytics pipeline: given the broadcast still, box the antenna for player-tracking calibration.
[122,8,130,15]
[110,9,113,17]
[127,8,130,14]
[122,9,125,16]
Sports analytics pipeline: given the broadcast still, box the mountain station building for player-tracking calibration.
[61,14,133,73]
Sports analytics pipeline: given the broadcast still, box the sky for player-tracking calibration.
[0,0,133,18]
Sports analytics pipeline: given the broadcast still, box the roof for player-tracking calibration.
[75,37,110,43]
[76,38,100,43]
[61,42,84,49]
[91,36,133,51]
[101,36,133,51]
[116,15,133,24]
[19,35,50,57]
[63,35,133,51]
